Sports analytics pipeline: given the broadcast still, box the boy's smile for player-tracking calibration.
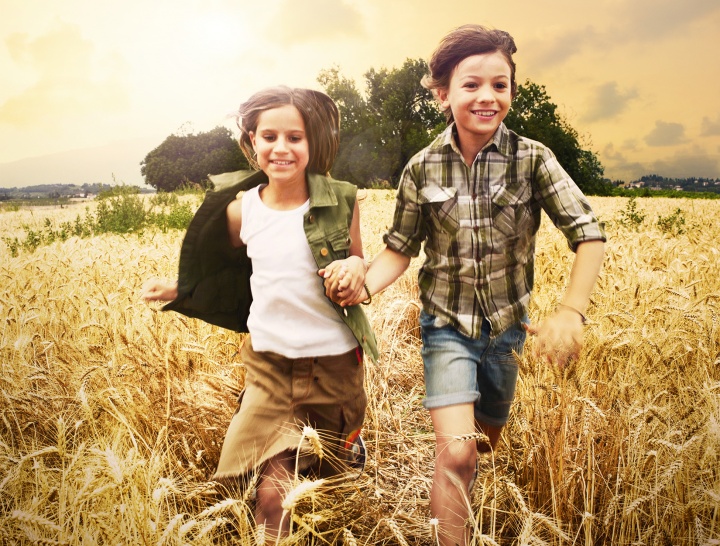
[438,51,512,163]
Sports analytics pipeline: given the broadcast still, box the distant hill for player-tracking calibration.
[0,138,160,189]
[0,183,154,200]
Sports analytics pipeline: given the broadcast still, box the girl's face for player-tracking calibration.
[250,104,309,186]
[437,51,512,156]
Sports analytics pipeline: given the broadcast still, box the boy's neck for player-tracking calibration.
[454,127,497,166]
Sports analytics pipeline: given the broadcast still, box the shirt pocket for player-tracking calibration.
[419,185,459,235]
[325,228,352,262]
[490,183,533,241]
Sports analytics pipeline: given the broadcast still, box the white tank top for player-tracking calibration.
[239,185,358,358]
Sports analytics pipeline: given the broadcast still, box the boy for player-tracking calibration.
[324,24,605,545]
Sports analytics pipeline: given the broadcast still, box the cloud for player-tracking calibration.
[274,0,365,45]
[582,82,638,123]
[524,0,720,70]
[701,114,720,136]
[649,149,720,178]
[644,121,685,147]
[600,142,646,181]
[0,21,128,126]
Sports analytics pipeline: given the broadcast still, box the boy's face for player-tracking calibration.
[438,51,512,155]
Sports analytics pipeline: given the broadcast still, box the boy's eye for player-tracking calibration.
[494,82,508,90]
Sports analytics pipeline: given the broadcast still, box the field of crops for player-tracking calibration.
[1,192,718,545]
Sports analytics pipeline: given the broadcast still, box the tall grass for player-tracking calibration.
[1,192,718,544]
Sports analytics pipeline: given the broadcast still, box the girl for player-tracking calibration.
[142,86,377,542]
[324,25,606,545]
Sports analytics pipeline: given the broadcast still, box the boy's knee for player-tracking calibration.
[436,441,476,481]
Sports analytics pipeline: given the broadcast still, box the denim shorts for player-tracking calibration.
[420,310,527,427]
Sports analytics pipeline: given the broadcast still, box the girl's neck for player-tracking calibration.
[259,176,309,211]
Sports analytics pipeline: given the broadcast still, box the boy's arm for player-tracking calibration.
[324,246,411,307]
[525,239,605,366]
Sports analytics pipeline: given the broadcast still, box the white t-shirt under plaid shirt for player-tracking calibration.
[383,122,606,338]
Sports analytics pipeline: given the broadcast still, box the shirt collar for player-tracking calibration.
[440,122,513,160]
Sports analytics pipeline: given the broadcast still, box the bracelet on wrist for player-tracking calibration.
[557,303,587,324]
[361,283,372,305]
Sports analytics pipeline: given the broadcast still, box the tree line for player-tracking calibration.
[141,59,612,195]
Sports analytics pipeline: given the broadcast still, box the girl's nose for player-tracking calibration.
[274,137,289,152]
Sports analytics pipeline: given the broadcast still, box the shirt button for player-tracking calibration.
[472,193,478,200]
[320,248,329,256]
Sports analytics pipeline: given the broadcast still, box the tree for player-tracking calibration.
[141,127,249,192]
[504,81,612,195]
[318,59,444,187]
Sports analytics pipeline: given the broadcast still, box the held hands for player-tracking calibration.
[140,278,178,303]
[317,256,367,307]
[523,306,585,368]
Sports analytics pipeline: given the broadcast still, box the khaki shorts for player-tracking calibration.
[213,337,366,480]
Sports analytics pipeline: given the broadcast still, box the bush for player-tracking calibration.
[657,208,686,236]
[616,196,646,230]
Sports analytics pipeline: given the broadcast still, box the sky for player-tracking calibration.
[1,0,719,188]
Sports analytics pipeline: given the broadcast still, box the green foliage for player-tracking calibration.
[616,196,646,230]
[2,193,200,256]
[504,81,612,196]
[657,208,686,236]
[141,126,249,192]
[318,59,444,187]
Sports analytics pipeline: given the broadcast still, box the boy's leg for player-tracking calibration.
[255,451,294,543]
[430,403,477,546]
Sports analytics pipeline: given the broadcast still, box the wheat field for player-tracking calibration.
[1,192,718,545]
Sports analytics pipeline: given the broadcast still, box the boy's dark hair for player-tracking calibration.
[422,24,518,123]
[236,86,340,175]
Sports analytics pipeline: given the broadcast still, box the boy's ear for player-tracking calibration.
[436,88,450,109]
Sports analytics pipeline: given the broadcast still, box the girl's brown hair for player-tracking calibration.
[422,25,518,123]
[236,86,340,175]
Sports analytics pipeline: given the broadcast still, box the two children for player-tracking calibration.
[324,24,606,545]
[142,86,377,542]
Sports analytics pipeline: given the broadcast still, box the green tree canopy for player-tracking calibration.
[504,81,613,195]
[141,126,248,192]
[318,59,445,187]
[320,64,610,195]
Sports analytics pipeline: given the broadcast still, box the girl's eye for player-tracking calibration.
[263,135,276,142]
[289,135,303,143]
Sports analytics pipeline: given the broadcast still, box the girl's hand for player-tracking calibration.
[141,278,178,303]
[524,307,584,367]
[318,256,366,307]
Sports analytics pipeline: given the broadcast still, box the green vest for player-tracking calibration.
[162,170,378,362]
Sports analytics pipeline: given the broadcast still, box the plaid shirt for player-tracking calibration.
[384,122,606,338]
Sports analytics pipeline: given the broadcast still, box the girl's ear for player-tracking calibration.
[249,131,257,149]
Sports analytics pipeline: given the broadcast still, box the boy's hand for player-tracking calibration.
[524,307,584,367]
[318,256,366,307]
[141,278,178,303]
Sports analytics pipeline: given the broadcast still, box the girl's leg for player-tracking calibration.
[430,403,477,546]
[255,451,294,543]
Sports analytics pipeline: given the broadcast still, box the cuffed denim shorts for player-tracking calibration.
[420,310,527,427]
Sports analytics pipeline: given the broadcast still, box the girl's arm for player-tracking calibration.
[226,197,243,248]
[524,239,605,366]
[324,245,411,307]
[141,279,178,302]
[142,197,244,303]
